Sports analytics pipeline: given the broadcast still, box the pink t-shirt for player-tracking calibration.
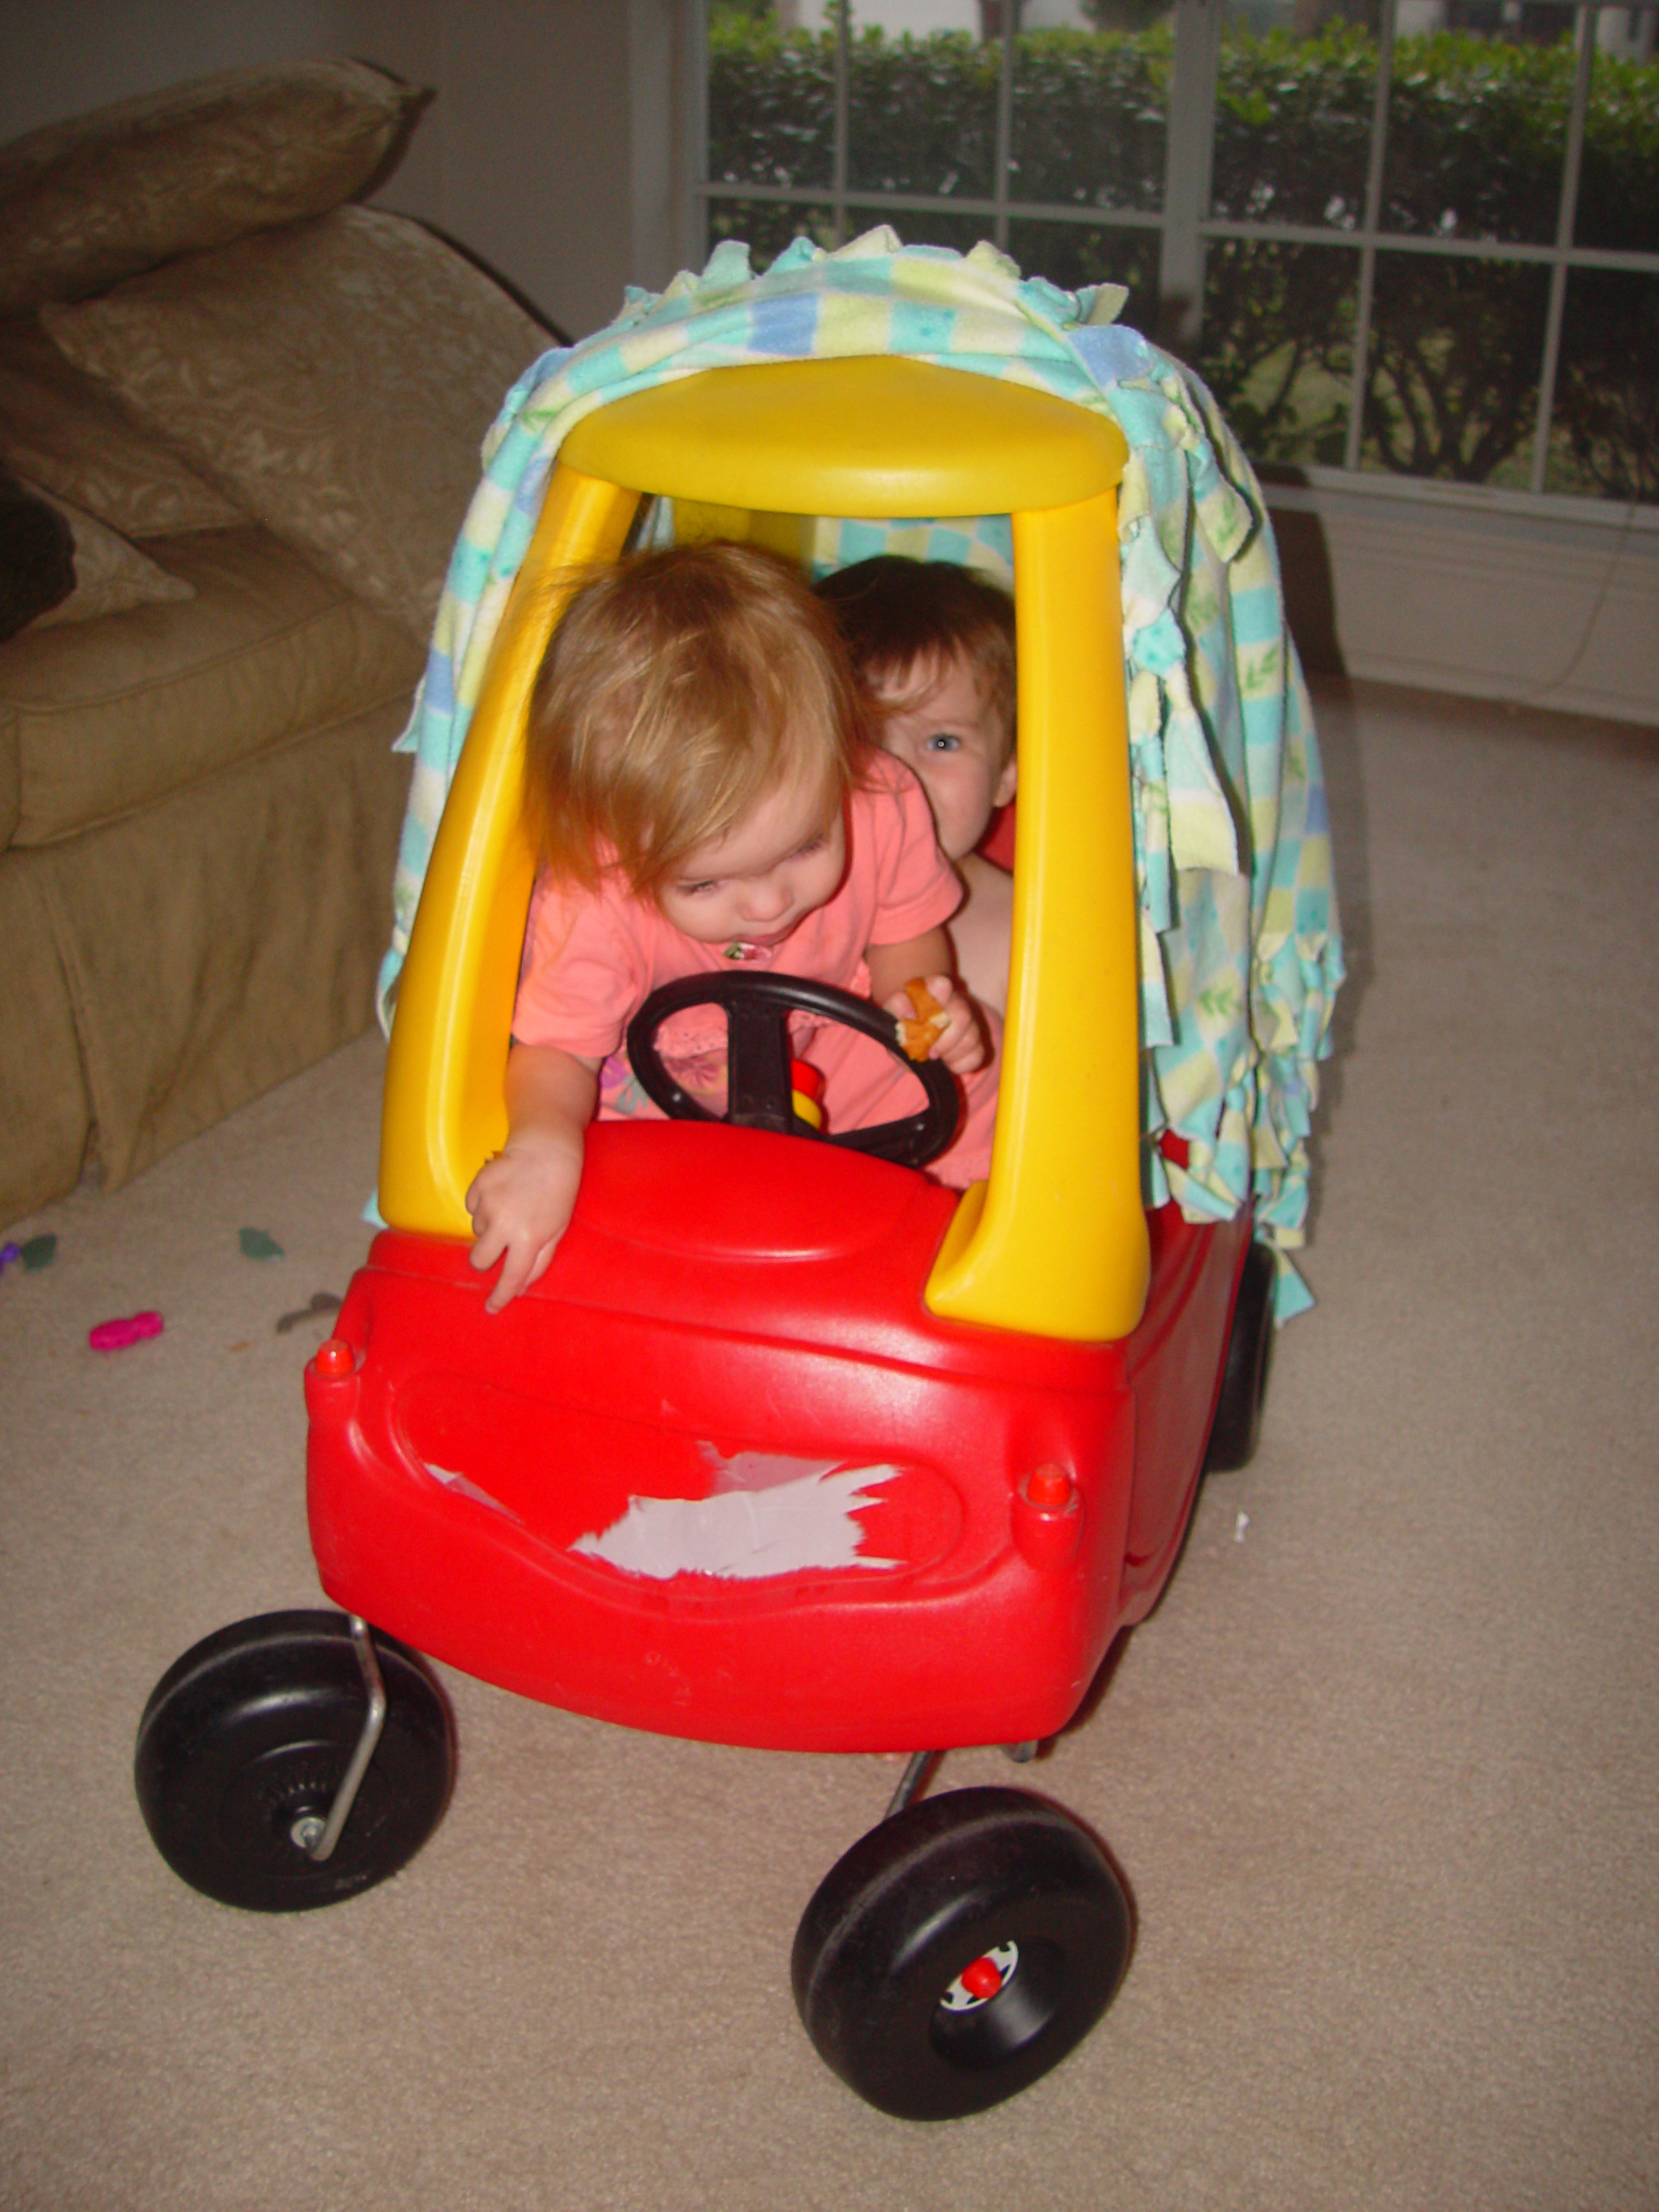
[512,753,1001,1187]
[514,752,957,1058]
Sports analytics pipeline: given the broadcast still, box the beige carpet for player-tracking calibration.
[3,678,1656,2210]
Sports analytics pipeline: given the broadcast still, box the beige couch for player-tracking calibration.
[0,60,553,1227]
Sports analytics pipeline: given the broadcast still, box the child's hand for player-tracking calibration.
[887,974,988,1077]
[465,1133,583,1313]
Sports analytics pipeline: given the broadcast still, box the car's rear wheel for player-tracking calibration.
[791,1786,1131,2120]
[1205,1240,1276,1472]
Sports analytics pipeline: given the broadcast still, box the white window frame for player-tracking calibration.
[689,0,1659,531]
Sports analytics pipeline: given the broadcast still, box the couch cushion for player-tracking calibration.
[26,689,411,1199]
[26,480,195,627]
[0,524,422,846]
[0,856,91,1226]
[41,207,550,642]
[0,315,244,537]
[0,60,424,316]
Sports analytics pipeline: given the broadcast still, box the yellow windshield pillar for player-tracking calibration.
[924,486,1150,1343]
[378,466,639,1236]
[380,357,1149,1344]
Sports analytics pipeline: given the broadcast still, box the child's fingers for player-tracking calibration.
[891,975,987,1072]
[465,1151,505,1229]
[921,979,963,1045]
[467,1165,519,1295]
[483,1234,534,1313]
[484,1230,562,1314]
[468,1212,506,1272]
[931,982,989,1074]
[938,1025,983,1074]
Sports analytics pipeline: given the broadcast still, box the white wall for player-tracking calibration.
[0,0,691,340]
[0,0,374,135]
[1269,488,1659,728]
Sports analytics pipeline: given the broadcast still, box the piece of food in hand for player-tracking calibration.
[897,977,949,1060]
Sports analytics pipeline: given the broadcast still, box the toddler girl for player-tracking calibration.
[467,539,997,1311]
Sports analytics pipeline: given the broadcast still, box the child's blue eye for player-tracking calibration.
[925,734,962,753]
[677,879,719,897]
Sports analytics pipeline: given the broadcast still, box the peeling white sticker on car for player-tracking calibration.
[702,1445,847,1494]
[573,1460,900,1580]
[424,1462,520,1521]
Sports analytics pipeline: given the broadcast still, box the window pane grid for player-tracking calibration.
[1530,12,1599,487]
[833,0,849,207]
[994,16,1014,251]
[702,181,1166,232]
[1196,218,1658,271]
[695,0,1656,511]
[1343,0,1395,470]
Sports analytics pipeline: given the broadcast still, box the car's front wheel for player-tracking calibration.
[135,1610,454,1911]
[791,1785,1132,2120]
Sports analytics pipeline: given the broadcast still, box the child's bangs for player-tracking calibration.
[817,555,1016,757]
[620,627,854,899]
[524,538,869,899]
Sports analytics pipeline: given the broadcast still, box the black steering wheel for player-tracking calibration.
[624,972,961,1170]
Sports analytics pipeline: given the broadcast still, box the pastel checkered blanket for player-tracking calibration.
[378,230,1344,1316]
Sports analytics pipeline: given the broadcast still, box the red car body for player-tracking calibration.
[307,1119,1248,1755]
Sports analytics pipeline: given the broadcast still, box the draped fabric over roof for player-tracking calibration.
[378,229,1343,1315]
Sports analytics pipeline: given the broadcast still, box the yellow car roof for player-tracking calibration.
[561,356,1127,518]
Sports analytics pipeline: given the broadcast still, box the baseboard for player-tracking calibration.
[1268,490,1659,730]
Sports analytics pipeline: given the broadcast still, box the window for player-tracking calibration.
[695,0,1658,512]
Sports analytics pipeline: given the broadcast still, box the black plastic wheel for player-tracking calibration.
[1205,1240,1276,1473]
[135,1611,454,1912]
[791,1785,1132,2120]
[626,971,961,1167]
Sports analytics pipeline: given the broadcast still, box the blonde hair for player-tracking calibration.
[524,540,868,899]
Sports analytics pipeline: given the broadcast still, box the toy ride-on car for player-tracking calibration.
[135,355,1276,2122]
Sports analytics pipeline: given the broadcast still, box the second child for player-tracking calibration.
[816,555,1018,1015]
